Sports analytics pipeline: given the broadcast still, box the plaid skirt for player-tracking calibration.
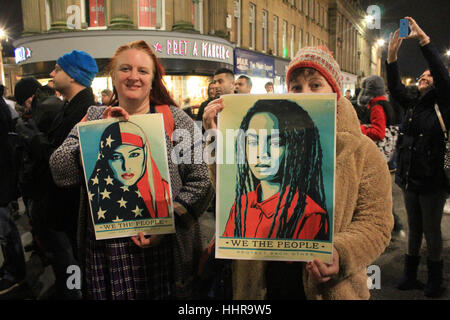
[84,229,175,300]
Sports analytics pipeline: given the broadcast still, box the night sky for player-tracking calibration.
[1,0,448,78]
[360,0,449,78]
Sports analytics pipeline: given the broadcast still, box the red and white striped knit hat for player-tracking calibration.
[286,46,343,99]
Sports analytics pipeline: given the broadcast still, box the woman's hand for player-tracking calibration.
[306,246,339,283]
[387,29,403,63]
[202,98,225,130]
[403,17,430,46]
[131,232,163,248]
[102,106,130,121]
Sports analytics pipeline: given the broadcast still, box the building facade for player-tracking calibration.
[12,0,382,104]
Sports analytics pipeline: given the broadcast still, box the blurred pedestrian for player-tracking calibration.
[264,81,274,93]
[345,89,352,100]
[357,75,405,238]
[235,75,252,94]
[100,89,113,106]
[387,17,449,298]
[15,50,98,299]
[0,92,25,295]
[196,81,217,124]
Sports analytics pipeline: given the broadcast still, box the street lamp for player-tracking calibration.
[377,39,386,47]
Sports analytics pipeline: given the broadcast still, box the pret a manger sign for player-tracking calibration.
[154,39,232,62]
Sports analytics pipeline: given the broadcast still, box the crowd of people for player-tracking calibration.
[0,17,447,299]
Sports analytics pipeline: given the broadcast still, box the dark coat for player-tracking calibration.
[0,97,15,206]
[30,87,96,231]
[15,92,64,201]
[386,42,450,193]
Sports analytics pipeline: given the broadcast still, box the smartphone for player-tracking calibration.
[399,19,410,37]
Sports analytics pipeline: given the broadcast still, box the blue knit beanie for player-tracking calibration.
[57,50,98,87]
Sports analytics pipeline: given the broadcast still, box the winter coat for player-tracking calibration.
[25,87,95,231]
[49,105,214,298]
[208,97,394,300]
[0,97,16,206]
[386,42,450,193]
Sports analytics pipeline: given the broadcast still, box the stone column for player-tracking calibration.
[172,0,196,32]
[21,0,43,35]
[109,0,134,30]
[208,0,227,38]
[48,0,70,31]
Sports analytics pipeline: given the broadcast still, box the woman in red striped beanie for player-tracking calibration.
[203,45,393,300]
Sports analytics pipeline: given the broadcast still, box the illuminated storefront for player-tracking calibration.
[14,30,233,107]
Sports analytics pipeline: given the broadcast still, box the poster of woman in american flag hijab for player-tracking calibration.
[78,114,175,240]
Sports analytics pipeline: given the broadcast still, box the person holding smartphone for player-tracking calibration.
[387,17,449,298]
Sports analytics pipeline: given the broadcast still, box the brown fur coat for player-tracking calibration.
[208,97,394,300]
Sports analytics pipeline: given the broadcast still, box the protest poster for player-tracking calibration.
[216,94,336,263]
[78,114,175,240]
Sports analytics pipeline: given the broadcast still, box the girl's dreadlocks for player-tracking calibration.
[233,99,328,239]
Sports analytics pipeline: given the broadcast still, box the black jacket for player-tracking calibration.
[386,42,450,193]
[0,97,16,206]
[31,87,96,231]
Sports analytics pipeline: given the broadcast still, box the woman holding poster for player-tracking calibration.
[50,40,213,299]
[203,46,393,300]
[222,99,329,240]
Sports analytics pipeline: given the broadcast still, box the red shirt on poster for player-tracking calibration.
[223,185,328,239]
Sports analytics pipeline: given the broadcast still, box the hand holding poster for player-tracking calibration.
[78,114,175,240]
[216,94,336,263]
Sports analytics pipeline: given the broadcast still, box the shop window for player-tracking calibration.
[234,0,242,47]
[262,10,268,53]
[83,0,106,28]
[282,20,288,58]
[249,3,256,50]
[163,75,212,113]
[305,31,309,47]
[290,25,295,59]
[138,0,164,29]
[273,15,278,56]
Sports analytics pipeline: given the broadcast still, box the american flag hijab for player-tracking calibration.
[87,120,171,224]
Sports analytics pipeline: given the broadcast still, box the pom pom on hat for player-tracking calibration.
[14,77,42,106]
[57,50,98,88]
[286,46,343,99]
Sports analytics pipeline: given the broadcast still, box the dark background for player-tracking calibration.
[360,0,450,78]
[1,0,449,78]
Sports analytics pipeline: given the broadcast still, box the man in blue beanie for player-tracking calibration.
[50,50,98,102]
[14,50,98,299]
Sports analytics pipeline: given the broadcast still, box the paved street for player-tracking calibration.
[1,173,448,300]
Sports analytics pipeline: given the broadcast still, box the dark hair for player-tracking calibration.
[40,85,56,96]
[108,40,178,107]
[214,68,234,78]
[233,99,328,239]
[238,75,252,87]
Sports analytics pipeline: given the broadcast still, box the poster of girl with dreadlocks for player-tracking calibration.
[78,114,174,240]
[216,94,335,263]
